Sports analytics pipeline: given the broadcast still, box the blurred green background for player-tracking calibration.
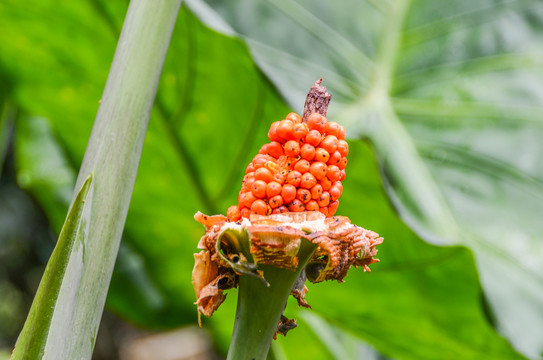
[1,0,542,359]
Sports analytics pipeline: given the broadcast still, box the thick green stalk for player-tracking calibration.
[12,1,181,359]
[227,240,317,360]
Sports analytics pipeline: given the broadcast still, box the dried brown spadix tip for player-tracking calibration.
[302,77,331,122]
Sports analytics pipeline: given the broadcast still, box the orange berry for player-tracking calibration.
[269,195,284,209]
[276,119,294,140]
[300,172,317,189]
[286,170,302,187]
[255,167,274,183]
[319,177,332,191]
[268,121,282,142]
[266,181,282,198]
[292,123,308,140]
[319,206,329,217]
[294,159,310,173]
[329,200,339,216]
[296,188,312,203]
[309,161,327,180]
[266,141,284,158]
[318,192,330,207]
[246,163,255,173]
[240,207,250,219]
[306,113,327,132]
[337,140,349,157]
[258,143,269,155]
[328,151,342,166]
[325,122,343,138]
[251,180,267,198]
[284,140,300,157]
[326,165,341,182]
[286,112,302,123]
[338,157,347,170]
[277,205,288,213]
[288,199,305,212]
[238,190,246,204]
[227,205,241,222]
[320,135,338,154]
[241,192,256,208]
[310,184,323,199]
[314,148,330,163]
[243,174,256,191]
[251,199,268,215]
[339,169,346,181]
[305,130,322,146]
[329,181,343,201]
[281,184,297,203]
[306,200,319,211]
[253,154,273,169]
[338,126,346,140]
[274,171,286,184]
[300,144,316,161]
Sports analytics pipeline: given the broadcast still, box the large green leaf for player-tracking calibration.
[188,0,543,357]
[0,1,532,359]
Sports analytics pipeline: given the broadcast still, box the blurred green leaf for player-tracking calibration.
[188,0,543,357]
[0,1,537,359]
[11,174,92,360]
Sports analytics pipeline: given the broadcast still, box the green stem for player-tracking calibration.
[227,240,317,360]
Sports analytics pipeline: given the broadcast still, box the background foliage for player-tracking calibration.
[1,0,542,359]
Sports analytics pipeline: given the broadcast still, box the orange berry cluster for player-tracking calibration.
[227,112,348,221]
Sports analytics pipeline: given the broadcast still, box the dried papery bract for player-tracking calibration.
[192,79,383,360]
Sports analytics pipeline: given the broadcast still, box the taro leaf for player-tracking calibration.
[0,1,531,360]
[11,173,92,360]
[188,0,543,357]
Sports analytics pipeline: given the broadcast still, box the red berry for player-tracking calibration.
[329,200,339,216]
[284,140,300,157]
[276,119,294,140]
[266,141,284,158]
[255,167,274,183]
[315,148,330,163]
[294,159,310,173]
[286,170,302,187]
[269,195,284,209]
[327,151,342,166]
[281,184,297,203]
[266,181,282,198]
[306,200,319,211]
[306,113,327,132]
[325,122,343,138]
[227,205,241,222]
[320,135,338,154]
[329,182,343,201]
[318,192,330,207]
[268,121,282,142]
[338,157,347,170]
[251,180,267,198]
[288,199,305,212]
[310,184,323,199]
[337,140,349,157]
[240,207,250,219]
[292,123,308,140]
[300,144,316,161]
[300,172,317,189]
[296,188,312,203]
[286,112,302,123]
[305,130,322,146]
[251,199,268,215]
[309,162,327,180]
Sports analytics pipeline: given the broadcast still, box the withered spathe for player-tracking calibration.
[192,211,382,323]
